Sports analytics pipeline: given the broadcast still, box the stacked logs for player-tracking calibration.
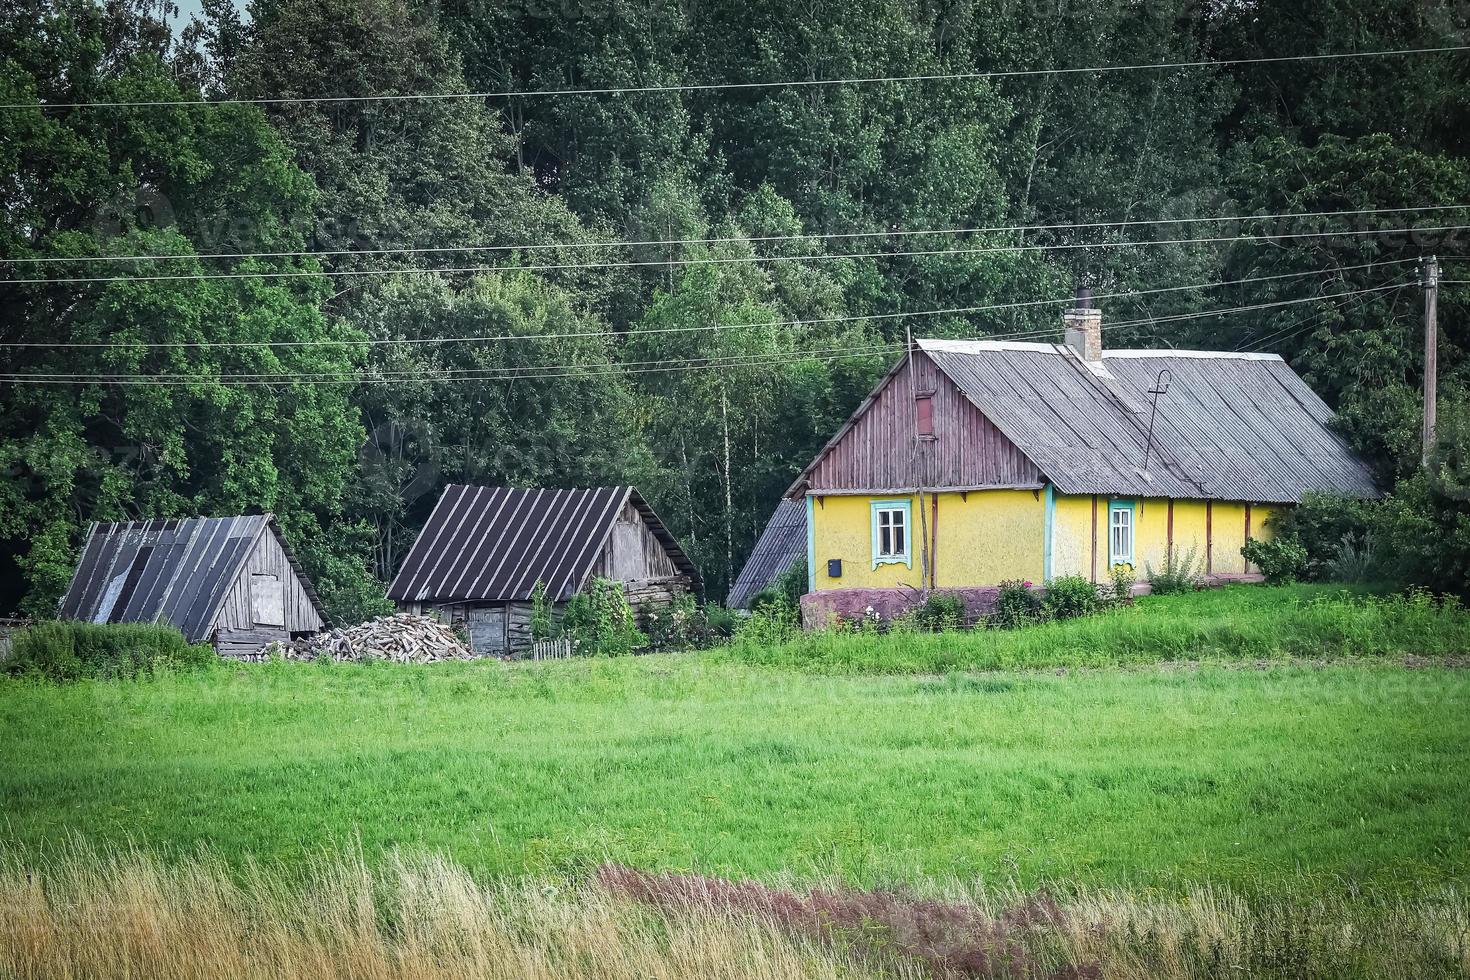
[288,613,473,663]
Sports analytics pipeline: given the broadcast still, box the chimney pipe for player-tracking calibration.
[1063,282,1102,362]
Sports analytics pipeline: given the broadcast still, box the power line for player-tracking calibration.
[0,341,906,386]
[8,44,1466,111]
[17,285,1399,381]
[6,225,1461,286]
[0,280,1410,385]
[0,260,1415,350]
[7,205,1463,266]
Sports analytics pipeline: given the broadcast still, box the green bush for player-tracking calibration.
[561,578,648,656]
[1324,532,1379,584]
[909,592,966,632]
[1041,575,1100,620]
[646,592,724,652]
[530,580,555,641]
[750,558,808,615]
[1242,537,1309,585]
[733,601,802,648]
[992,580,1042,629]
[1271,493,1377,581]
[1105,564,1137,606]
[1147,544,1203,595]
[4,621,216,682]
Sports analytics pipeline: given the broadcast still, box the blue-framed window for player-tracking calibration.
[870,499,912,568]
[1109,499,1135,567]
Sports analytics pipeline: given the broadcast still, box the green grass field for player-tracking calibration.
[2,588,1467,894]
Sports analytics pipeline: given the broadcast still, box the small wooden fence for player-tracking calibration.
[528,638,574,661]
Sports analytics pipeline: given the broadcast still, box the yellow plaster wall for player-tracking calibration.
[935,489,1046,586]
[1050,496,1286,581]
[810,489,1289,590]
[808,489,1045,590]
[1051,494,1098,579]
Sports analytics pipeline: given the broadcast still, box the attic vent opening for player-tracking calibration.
[915,394,934,436]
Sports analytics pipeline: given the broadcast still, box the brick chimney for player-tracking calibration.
[1063,284,1102,362]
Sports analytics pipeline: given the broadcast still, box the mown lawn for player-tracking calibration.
[2,604,1467,893]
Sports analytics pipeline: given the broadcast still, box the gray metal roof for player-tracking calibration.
[387,485,701,603]
[727,498,807,608]
[57,515,326,641]
[915,339,1378,503]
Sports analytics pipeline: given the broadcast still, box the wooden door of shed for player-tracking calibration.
[466,606,507,655]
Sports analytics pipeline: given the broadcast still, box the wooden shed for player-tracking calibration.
[388,485,701,656]
[57,515,329,656]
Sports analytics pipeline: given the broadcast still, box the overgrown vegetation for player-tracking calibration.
[1242,536,1310,585]
[560,578,649,656]
[724,585,1469,675]
[2,621,215,682]
[1040,575,1100,621]
[1146,544,1203,595]
[5,846,1467,980]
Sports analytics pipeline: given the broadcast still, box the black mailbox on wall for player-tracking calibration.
[827,558,843,579]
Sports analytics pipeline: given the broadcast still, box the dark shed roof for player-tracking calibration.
[727,498,807,609]
[387,485,701,603]
[908,340,1378,504]
[57,515,327,642]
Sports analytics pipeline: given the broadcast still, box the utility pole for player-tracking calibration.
[1423,255,1440,466]
[907,323,931,596]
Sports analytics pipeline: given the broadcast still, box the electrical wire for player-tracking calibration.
[0,260,1417,351]
[6,225,1461,286]
[0,281,1413,385]
[6,205,1464,265]
[7,44,1466,111]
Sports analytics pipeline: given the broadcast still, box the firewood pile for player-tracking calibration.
[288,613,473,663]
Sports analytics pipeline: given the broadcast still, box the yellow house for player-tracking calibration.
[781,299,1379,606]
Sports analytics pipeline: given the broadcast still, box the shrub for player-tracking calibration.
[529,580,555,641]
[992,580,1042,629]
[1271,492,1376,580]
[751,558,808,614]
[1242,537,1309,585]
[4,621,216,682]
[646,593,722,652]
[1146,544,1203,595]
[703,604,739,640]
[911,592,966,632]
[1324,532,1378,584]
[561,578,647,656]
[1041,575,1100,620]
[733,601,801,647]
[1104,564,1137,606]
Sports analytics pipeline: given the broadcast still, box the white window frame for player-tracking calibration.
[870,499,912,569]
[1109,500,1135,567]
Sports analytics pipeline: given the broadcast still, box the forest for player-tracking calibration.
[2,0,1468,620]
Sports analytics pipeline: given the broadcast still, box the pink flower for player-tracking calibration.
[1022,581,1033,588]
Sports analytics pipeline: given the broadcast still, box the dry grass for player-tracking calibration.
[0,845,876,980]
[1,846,1467,980]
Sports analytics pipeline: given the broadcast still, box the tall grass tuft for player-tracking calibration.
[1,847,1465,980]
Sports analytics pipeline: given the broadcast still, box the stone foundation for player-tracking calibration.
[799,575,1263,629]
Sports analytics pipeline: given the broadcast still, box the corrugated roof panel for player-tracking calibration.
[56,514,327,642]
[727,498,808,608]
[386,485,700,603]
[914,340,1377,503]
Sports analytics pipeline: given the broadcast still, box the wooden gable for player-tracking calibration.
[793,350,1044,495]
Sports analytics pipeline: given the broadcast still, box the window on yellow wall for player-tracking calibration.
[871,500,911,567]
[1109,501,1134,566]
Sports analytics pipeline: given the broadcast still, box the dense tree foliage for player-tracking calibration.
[2,0,1467,612]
